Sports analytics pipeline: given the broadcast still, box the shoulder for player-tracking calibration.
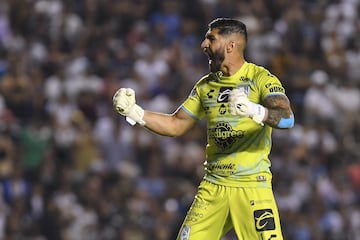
[247,63,276,79]
[245,63,286,97]
[192,72,221,90]
[246,63,282,87]
[198,72,222,84]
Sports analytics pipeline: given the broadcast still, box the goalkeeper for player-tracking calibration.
[113,18,294,240]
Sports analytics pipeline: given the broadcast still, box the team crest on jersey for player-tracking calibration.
[235,84,251,96]
[209,121,245,150]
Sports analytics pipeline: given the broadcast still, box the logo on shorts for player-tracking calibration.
[254,209,275,231]
[180,225,191,240]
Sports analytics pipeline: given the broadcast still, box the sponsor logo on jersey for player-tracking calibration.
[217,87,233,103]
[216,85,250,104]
[209,121,245,149]
[265,83,285,93]
[218,103,227,114]
[269,86,285,93]
[253,209,275,231]
[207,89,215,99]
[208,162,236,171]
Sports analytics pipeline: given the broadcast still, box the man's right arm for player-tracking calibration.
[143,108,197,137]
[113,87,197,137]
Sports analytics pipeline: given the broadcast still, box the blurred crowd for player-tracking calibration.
[0,0,359,239]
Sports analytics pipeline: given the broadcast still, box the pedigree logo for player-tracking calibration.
[209,121,244,149]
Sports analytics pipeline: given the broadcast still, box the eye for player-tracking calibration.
[207,37,216,43]
[204,33,216,42]
[208,36,216,42]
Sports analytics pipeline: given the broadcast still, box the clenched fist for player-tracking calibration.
[113,88,145,126]
[228,88,266,125]
[113,88,136,115]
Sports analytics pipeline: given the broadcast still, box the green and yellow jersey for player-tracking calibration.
[181,62,287,187]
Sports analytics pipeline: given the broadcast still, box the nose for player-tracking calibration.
[201,39,208,49]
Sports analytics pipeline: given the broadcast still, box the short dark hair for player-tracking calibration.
[208,18,247,41]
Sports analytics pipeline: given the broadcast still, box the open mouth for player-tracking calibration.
[203,48,213,60]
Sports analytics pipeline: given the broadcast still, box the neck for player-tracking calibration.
[220,58,245,76]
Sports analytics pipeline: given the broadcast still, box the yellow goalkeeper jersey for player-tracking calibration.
[181,62,287,187]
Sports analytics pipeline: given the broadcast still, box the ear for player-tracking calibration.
[226,41,235,53]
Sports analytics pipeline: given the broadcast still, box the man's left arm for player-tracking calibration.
[263,94,294,129]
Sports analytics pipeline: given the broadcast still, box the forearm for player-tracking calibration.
[143,111,179,137]
[263,94,294,129]
[143,109,196,137]
[264,108,294,129]
[113,88,196,135]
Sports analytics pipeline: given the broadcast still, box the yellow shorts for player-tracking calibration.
[177,180,283,240]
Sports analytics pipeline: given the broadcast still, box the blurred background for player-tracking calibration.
[0,0,359,239]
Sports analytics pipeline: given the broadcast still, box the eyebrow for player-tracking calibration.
[205,32,216,40]
[205,33,213,38]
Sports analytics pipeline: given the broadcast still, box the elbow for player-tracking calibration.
[276,115,295,129]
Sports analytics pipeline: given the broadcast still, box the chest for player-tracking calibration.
[200,81,259,119]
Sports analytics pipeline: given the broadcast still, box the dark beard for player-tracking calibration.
[209,49,225,73]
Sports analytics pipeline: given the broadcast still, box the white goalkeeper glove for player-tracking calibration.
[228,88,266,125]
[112,88,145,126]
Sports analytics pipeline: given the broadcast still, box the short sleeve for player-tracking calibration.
[181,85,205,120]
[258,71,286,101]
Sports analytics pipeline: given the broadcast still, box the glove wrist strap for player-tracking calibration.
[249,102,266,125]
[126,104,145,126]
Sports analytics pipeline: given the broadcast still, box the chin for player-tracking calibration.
[208,59,222,73]
[209,64,220,73]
